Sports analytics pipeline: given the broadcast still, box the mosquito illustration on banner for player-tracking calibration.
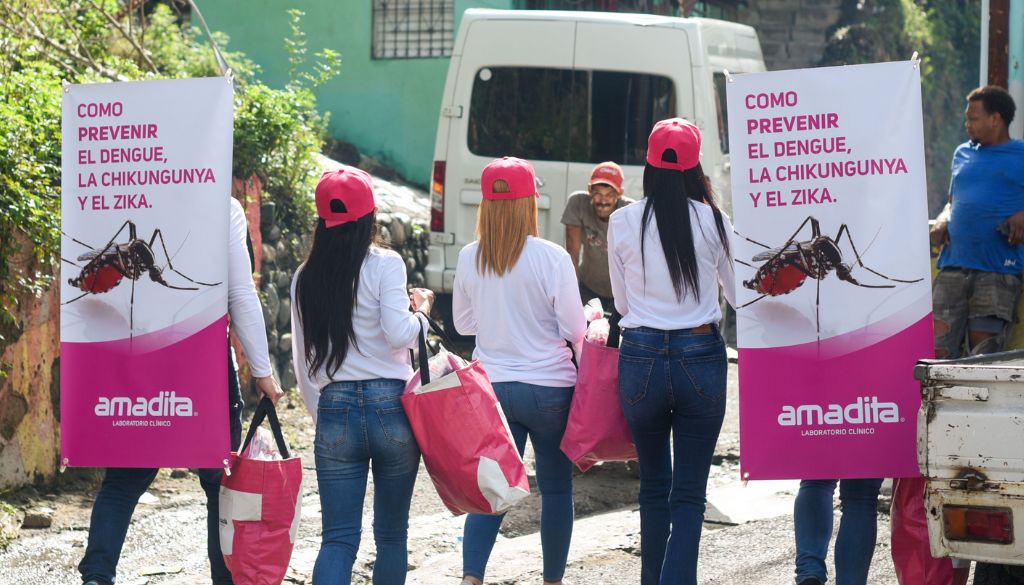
[62,219,221,336]
[735,215,923,338]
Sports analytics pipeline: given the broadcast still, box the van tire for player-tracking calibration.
[974,563,1024,585]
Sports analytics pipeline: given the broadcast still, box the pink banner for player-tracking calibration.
[739,315,932,480]
[726,62,933,479]
[60,317,229,468]
[60,78,233,468]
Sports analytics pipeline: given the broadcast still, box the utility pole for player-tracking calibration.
[982,0,1022,139]
[1009,0,1023,139]
[986,0,1009,89]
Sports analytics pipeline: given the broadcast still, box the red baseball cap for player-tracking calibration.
[588,162,624,194]
[481,157,539,200]
[647,118,702,171]
[315,166,375,228]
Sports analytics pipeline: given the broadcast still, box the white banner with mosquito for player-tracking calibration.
[60,77,233,468]
[726,60,933,480]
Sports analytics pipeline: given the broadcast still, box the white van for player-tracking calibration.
[426,9,766,324]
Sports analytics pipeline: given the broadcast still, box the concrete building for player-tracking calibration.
[197,0,844,187]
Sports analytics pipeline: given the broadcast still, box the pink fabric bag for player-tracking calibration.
[219,398,303,585]
[402,315,530,515]
[560,318,637,472]
[891,476,969,585]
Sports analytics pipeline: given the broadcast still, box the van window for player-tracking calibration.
[575,71,676,165]
[468,67,675,165]
[713,72,729,154]
[468,67,579,161]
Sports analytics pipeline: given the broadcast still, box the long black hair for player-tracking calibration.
[295,211,378,378]
[640,149,731,301]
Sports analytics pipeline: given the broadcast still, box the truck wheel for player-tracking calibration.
[974,563,1024,585]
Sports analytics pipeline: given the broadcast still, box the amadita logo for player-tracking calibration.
[95,391,194,417]
[778,396,899,426]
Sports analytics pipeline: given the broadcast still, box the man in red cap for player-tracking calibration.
[561,161,634,308]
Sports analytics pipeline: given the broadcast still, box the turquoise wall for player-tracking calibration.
[197,0,512,187]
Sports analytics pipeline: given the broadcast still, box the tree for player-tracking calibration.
[820,0,980,216]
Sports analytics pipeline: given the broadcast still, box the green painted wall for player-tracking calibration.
[197,0,512,187]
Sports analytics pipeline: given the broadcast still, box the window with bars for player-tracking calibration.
[518,0,677,15]
[372,0,455,59]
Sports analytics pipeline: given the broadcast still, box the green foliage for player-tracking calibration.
[0,499,18,550]
[235,9,340,235]
[284,8,341,92]
[0,2,338,349]
[233,82,323,230]
[820,0,981,216]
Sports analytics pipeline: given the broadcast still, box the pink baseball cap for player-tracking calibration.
[646,118,702,171]
[315,166,375,228]
[481,157,539,200]
[588,162,624,194]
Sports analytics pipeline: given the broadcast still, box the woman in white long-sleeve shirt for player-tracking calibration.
[79,196,284,585]
[607,119,735,585]
[453,157,586,585]
[290,166,433,585]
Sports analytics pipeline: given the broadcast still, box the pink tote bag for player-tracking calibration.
[560,317,637,472]
[402,314,530,515]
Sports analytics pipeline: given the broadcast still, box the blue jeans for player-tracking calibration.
[462,382,574,583]
[79,344,243,585]
[313,379,420,585]
[794,478,884,585]
[617,326,727,585]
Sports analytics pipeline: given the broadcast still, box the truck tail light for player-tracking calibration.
[431,161,445,233]
[943,505,1013,544]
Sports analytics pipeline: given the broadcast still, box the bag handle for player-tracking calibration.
[240,396,291,460]
[414,311,461,386]
[607,308,622,348]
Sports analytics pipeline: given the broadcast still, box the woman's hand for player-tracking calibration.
[409,287,435,314]
[255,375,284,405]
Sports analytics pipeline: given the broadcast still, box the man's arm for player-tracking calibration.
[1003,210,1024,246]
[930,200,952,250]
[565,225,582,270]
[560,192,585,271]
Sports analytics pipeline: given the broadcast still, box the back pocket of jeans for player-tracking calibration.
[618,354,655,405]
[377,406,414,447]
[315,407,349,453]
[679,357,727,403]
[534,387,572,414]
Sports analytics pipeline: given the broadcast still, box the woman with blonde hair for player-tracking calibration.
[453,157,587,585]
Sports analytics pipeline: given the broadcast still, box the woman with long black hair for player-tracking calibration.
[606,118,735,585]
[291,166,433,585]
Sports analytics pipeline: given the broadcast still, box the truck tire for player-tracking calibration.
[974,563,1024,585]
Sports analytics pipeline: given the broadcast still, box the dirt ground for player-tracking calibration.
[0,385,650,584]
[0,361,917,585]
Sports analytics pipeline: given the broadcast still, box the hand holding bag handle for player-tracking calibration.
[240,396,291,460]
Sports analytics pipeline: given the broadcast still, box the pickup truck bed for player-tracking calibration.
[917,349,1024,565]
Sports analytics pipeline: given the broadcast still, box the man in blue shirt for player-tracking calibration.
[930,86,1024,358]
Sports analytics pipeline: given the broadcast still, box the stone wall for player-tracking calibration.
[738,0,844,71]
[0,281,60,489]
